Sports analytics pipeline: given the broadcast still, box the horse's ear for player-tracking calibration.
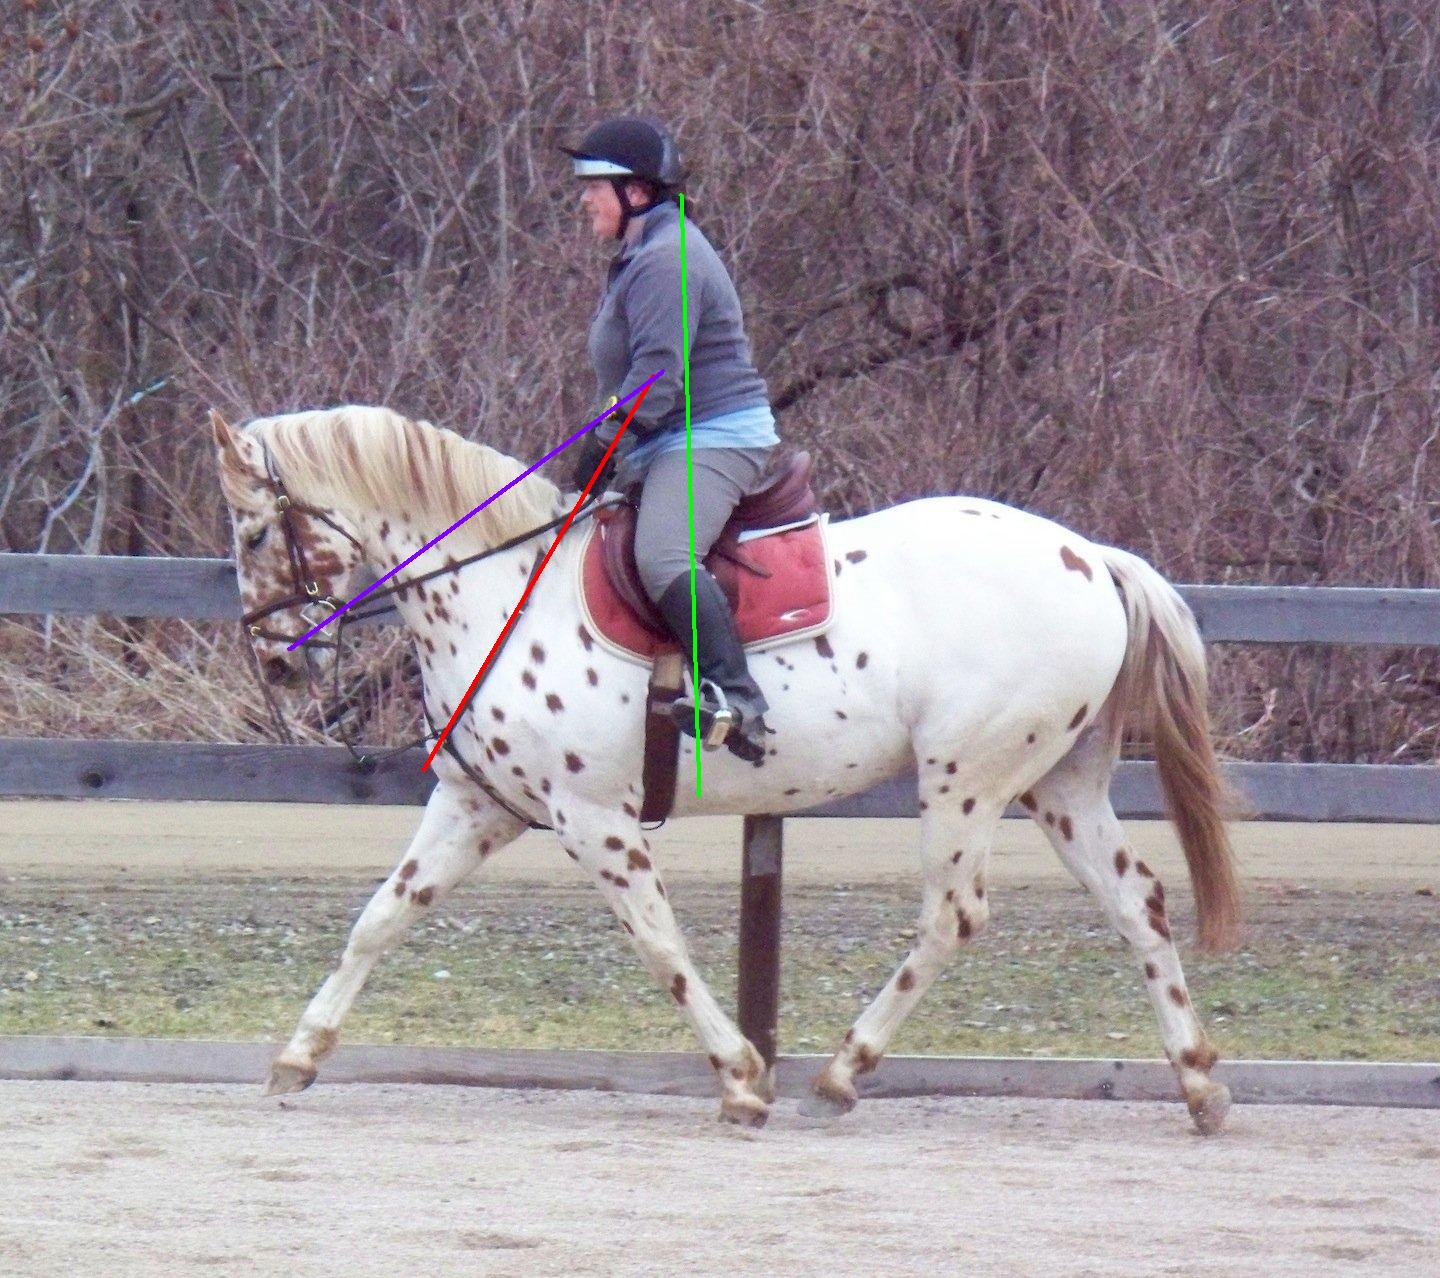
[210,408,236,454]
[210,408,258,475]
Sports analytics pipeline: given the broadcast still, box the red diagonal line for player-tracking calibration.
[421,385,651,773]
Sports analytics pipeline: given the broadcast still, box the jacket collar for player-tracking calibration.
[614,199,680,265]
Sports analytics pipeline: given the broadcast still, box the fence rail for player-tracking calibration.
[0,739,1436,822]
[8,552,1440,641]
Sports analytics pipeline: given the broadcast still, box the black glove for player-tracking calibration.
[572,431,616,493]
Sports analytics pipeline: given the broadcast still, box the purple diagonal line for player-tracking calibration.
[285,369,665,651]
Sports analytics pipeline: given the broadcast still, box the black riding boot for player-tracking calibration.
[655,571,770,765]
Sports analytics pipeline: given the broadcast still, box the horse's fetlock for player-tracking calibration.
[307,1025,340,1061]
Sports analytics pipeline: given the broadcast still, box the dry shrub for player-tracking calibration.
[2,0,1437,760]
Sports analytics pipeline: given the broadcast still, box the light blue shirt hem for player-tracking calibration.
[622,403,778,477]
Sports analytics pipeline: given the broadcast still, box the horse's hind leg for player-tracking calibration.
[1022,725,1230,1135]
[265,785,525,1094]
[803,786,1002,1117]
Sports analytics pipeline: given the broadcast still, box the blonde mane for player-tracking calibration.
[240,406,563,555]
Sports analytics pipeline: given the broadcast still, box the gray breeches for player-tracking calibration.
[633,445,779,603]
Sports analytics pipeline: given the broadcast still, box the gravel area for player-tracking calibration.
[3,1082,1438,1277]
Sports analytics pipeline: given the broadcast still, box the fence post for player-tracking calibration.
[738,814,784,1066]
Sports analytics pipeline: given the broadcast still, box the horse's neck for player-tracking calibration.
[362,515,501,630]
[359,506,576,655]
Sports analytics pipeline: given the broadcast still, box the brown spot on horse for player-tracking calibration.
[1180,1042,1219,1072]
[627,849,652,872]
[897,968,916,992]
[1059,815,1074,841]
[565,752,584,773]
[1168,985,1188,1007]
[815,635,835,659]
[412,886,435,906]
[845,549,868,564]
[1060,545,1093,581]
[1068,704,1088,730]
[670,974,688,1004]
[1018,791,1038,812]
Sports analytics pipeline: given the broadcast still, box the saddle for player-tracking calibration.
[580,451,832,660]
[574,451,836,822]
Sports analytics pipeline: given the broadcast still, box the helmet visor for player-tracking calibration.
[571,156,635,178]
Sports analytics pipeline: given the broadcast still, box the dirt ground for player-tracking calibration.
[3,799,1439,888]
[2,1081,1437,1278]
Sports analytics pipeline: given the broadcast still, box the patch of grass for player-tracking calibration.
[1,878,1436,1062]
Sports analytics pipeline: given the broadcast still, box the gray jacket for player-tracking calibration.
[588,201,769,444]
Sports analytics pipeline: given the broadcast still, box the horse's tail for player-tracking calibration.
[1097,546,1247,952]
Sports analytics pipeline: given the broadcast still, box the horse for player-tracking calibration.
[212,404,1242,1133]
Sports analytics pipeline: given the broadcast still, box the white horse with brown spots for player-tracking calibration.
[213,405,1242,1133]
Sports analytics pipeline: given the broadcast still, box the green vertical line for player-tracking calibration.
[678,194,702,796]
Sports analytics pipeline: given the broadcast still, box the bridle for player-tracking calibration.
[237,441,614,831]
[240,446,364,649]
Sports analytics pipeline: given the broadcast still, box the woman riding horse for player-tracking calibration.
[562,115,777,763]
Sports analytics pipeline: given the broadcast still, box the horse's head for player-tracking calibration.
[211,409,367,692]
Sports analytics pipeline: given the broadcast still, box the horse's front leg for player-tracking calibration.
[555,797,771,1126]
[265,784,526,1094]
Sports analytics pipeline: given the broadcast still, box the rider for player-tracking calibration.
[562,115,779,764]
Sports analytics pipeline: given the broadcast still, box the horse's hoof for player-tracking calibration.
[1188,1082,1231,1136]
[797,1088,855,1120]
[264,1058,318,1096]
[720,1095,770,1128]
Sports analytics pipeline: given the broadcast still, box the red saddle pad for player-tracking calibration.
[577,517,835,663]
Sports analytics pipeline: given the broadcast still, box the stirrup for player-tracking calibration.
[670,678,737,750]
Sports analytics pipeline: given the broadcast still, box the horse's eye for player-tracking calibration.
[245,528,267,551]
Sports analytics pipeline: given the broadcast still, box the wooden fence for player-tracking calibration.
[3,552,1440,1072]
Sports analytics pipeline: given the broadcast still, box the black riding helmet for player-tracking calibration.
[561,116,686,240]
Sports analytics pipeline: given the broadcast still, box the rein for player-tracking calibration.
[241,441,614,830]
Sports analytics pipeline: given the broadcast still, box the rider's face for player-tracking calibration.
[579,178,621,240]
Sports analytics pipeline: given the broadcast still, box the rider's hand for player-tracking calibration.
[572,430,616,493]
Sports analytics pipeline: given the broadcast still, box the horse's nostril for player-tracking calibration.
[265,657,291,685]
